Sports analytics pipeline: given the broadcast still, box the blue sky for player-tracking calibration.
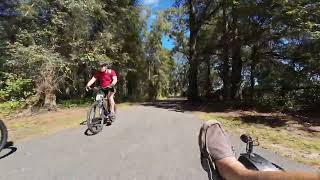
[141,0,175,49]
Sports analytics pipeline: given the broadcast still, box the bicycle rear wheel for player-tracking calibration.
[0,120,8,152]
[87,101,104,134]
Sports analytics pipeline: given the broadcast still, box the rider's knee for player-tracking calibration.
[108,93,115,100]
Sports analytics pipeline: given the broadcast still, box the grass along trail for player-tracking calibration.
[2,103,132,142]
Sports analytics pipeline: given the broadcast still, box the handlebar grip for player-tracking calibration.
[240,134,251,143]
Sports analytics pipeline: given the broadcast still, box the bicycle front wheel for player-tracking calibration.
[87,101,104,134]
[0,120,8,152]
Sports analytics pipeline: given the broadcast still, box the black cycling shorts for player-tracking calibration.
[100,87,116,95]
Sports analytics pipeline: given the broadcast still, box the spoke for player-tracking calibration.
[91,118,101,124]
[93,106,97,118]
[92,126,97,131]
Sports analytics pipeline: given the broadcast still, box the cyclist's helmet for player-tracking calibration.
[99,61,111,68]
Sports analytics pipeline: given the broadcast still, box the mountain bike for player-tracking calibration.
[199,124,284,180]
[0,120,8,152]
[86,87,114,134]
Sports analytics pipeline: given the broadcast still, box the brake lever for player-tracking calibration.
[93,87,100,91]
[253,137,260,146]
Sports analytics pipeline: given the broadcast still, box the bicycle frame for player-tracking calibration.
[95,89,110,120]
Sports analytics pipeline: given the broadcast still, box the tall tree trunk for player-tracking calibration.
[231,44,242,100]
[231,28,242,100]
[126,72,135,98]
[187,0,199,101]
[250,62,255,101]
[32,75,57,111]
[127,71,140,100]
[205,57,212,98]
[229,3,243,100]
[222,48,230,100]
[221,0,231,101]
[82,62,89,98]
[44,90,57,111]
[148,80,155,100]
[75,72,81,98]
[43,69,57,111]
[250,45,257,101]
[30,90,45,113]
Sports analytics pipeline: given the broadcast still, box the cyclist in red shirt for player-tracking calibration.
[86,62,118,120]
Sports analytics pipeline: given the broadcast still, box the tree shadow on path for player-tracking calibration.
[141,99,319,129]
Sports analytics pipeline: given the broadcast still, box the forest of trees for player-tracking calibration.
[0,0,319,113]
[166,0,320,111]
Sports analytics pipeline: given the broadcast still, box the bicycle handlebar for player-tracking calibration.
[86,86,113,92]
[240,134,260,154]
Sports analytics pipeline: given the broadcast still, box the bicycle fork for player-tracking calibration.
[98,100,109,121]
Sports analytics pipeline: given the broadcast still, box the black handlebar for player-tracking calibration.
[94,86,112,91]
[240,134,254,154]
[86,86,113,92]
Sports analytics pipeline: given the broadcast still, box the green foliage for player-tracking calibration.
[57,98,92,108]
[0,0,148,110]
[165,0,320,110]
[0,73,34,101]
[145,12,175,99]
[7,43,66,76]
[0,0,319,112]
[164,7,189,55]
[0,101,26,112]
[285,88,320,111]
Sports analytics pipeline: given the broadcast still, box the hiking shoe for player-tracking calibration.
[199,120,234,161]
[109,112,116,122]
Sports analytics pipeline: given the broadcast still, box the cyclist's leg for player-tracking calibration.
[107,88,116,114]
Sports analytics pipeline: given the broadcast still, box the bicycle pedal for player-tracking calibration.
[105,120,112,125]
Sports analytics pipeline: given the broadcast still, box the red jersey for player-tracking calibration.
[94,70,117,88]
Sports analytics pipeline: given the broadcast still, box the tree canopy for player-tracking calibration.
[164,0,320,111]
[0,0,319,112]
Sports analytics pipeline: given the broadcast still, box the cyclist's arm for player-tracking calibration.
[217,157,319,180]
[86,77,97,87]
[110,76,117,87]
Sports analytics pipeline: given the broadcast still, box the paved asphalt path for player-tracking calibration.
[0,104,318,180]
